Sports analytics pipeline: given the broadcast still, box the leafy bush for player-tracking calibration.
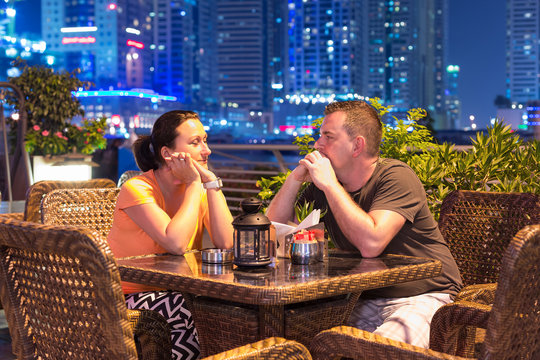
[6,58,106,156]
[257,98,539,220]
[66,117,108,155]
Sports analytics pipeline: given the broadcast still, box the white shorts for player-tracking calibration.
[347,292,452,348]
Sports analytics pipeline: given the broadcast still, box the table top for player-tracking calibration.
[118,251,442,305]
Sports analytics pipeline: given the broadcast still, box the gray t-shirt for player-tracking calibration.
[298,158,462,298]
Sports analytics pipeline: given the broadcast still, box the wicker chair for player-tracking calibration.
[438,190,540,294]
[40,187,120,239]
[433,190,540,356]
[0,216,171,359]
[201,337,312,360]
[16,179,116,223]
[118,170,143,187]
[310,224,540,360]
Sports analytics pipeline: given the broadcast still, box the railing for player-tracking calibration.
[207,143,475,212]
[208,144,301,212]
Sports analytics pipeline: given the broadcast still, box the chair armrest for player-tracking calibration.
[310,326,468,360]
[127,309,172,360]
[201,337,312,360]
[0,212,24,220]
[429,300,491,357]
[455,283,497,304]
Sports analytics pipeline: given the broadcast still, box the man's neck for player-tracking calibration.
[338,157,379,192]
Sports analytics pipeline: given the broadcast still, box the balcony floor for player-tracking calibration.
[0,310,14,359]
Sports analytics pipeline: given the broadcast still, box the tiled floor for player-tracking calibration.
[0,310,14,359]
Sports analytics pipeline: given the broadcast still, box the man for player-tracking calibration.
[266,100,462,348]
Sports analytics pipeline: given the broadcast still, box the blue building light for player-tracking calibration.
[74,90,177,102]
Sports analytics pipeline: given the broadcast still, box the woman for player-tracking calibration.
[107,110,234,359]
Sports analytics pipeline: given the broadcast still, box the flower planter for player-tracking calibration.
[32,154,98,183]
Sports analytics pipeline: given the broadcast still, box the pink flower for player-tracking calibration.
[85,132,90,137]
[41,130,49,136]
[55,132,63,138]
[33,125,40,131]
[84,140,89,144]
[63,136,68,140]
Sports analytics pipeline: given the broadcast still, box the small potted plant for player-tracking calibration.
[6,58,107,180]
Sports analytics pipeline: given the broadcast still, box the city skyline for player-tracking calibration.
[3,0,537,133]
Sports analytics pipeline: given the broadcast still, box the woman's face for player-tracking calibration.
[170,119,211,168]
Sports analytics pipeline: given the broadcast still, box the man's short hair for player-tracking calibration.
[324,100,382,157]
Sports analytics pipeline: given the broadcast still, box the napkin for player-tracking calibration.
[271,209,321,238]
[271,209,322,258]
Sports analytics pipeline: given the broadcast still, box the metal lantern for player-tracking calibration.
[232,198,272,267]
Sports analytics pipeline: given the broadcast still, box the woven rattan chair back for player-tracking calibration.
[481,224,540,359]
[24,179,116,223]
[438,190,540,286]
[40,187,120,239]
[118,170,143,187]
[0,217,138,359]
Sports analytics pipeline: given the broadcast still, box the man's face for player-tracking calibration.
[314,111,355,171]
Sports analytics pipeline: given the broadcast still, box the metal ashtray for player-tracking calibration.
[201,248,234,264]
[202,263,233,275]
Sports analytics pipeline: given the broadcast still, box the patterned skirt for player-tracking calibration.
[125,291,200,359]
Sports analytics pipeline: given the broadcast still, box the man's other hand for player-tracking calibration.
[299,151,339,191]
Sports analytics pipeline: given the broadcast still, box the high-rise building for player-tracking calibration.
[214,0,276,112]
[281,0,449,128]
[505,0,540,103]
[152,0,196,104]
[42,0,153,89]
[364,0,449,127]
[445,64,461,129]
[285,0,357,95]
[196,0,219,106]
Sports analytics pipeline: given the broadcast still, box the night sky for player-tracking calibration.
[448,0,507,129]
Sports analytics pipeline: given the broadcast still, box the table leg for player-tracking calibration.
[259,304,285,339]
[182,293,210,355]
[343,292,362,323]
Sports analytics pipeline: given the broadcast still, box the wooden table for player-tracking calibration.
[118,251,441,356]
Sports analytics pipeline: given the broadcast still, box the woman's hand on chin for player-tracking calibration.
[165,152,201,184]
[192,159,217,183]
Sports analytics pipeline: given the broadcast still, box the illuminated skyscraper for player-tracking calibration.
[214,0,278,111]
[365,0,448,126]
[285,0,358,95]
[505,0,540,103]
[41,0,153,89]
[445,64,461,129]
[197,0,219,106]
[283,0,449,127]
[152,0,196,103]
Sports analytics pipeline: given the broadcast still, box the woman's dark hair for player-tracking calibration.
[133,110,200,171]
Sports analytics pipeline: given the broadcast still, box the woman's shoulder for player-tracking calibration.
[124,170,157,189]
[119,170,160,203]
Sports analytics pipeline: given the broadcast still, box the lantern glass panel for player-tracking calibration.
[259,229,269,258]
[238,229,256,258]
